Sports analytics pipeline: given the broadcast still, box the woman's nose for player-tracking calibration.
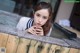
[38,18,42,22]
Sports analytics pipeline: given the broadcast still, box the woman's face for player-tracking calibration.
[34,9,49,26]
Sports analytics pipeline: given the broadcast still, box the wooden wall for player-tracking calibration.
[0,32,80,53]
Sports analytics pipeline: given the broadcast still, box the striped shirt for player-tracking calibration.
[16,17,32,30]
[26,18,34,29]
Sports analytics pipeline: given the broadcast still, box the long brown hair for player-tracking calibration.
[33,2,53,35]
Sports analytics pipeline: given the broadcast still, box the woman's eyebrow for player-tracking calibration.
[43,15,48,17]
[36,13,40,15]
[37,13,48,17]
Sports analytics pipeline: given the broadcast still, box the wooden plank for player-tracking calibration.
[0,33,8,53]
[60,47,70,53]
[54,45,61,53]
[40,42,51,53]
[79,50,80,53]
[0,33,8,47]
[69,48,79,53]
[16,38,31,53]
[49,44,58,53]
[6,35,19,53]
[33,41,42,53]
[28,40,37,53]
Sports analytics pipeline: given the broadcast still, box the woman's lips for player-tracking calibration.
[36,23,41,26]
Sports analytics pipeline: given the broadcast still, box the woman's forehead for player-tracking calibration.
[35,9,49,16]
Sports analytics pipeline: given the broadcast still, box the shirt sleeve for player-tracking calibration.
[16,17,30,31]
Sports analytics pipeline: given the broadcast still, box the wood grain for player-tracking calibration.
[6,35,19,53]
[0,33,8,47]
[69,48,79,53]
[16,38,31,53]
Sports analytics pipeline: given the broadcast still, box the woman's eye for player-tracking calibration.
[43,16,47,19]
[36,13,40,17]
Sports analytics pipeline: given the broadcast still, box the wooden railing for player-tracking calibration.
[0,32,80,53]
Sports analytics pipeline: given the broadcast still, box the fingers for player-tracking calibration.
[27,26,37,35]
[35,27,44,36]
[35,28,43,33]
[27,26,44,36]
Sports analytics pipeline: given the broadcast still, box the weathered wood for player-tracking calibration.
[49,44,58,53]
[28,40,37,53]
[33,41,42,53]
[0,33,8,53]
[0,33,8,47]
[79,50,80,53]
[40,43,51,53]
[0,32,80,53]
[61,47,70,53]
[69,48,79,53]
[6,35,19,53]
[16,38,31,53]
[55,45,61,53]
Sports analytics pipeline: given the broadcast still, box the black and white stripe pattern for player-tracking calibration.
[26,18,34,29]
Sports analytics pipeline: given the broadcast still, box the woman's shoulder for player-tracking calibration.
[16,17,31,30]
[18,17,31,26]
[20,17,31,21]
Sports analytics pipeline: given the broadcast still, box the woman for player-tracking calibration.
[16,2,53,36]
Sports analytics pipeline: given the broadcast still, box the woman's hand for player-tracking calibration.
[35,26,44,36]
[26,26,44,36]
